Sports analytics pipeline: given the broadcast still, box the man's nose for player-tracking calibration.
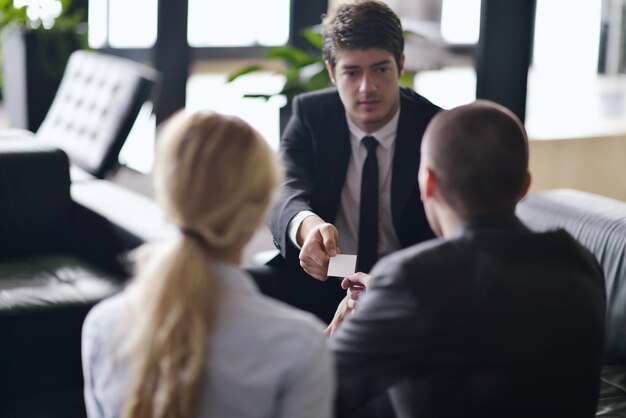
[359,73,376,94]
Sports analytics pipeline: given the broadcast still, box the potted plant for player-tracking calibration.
[0,0,86,130]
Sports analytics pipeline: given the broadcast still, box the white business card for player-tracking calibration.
[328,254,357,278]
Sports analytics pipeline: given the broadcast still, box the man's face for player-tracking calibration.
[327,48,403,134]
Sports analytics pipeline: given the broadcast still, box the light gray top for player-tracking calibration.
[82,261,335,418]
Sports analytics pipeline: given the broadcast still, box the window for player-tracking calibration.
[186,71,286,151]
[441,0,480,44]
[411,0,481,109]
[187,0,290,47]
[88,0,158,48]
[91,0,292,171]
[525,0,604,138]
[185,0,291,153]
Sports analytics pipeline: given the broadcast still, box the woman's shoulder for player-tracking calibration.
[251,294,328,337]
[83,291,131,337]
[218,263,328,340]
[217,290,328,358]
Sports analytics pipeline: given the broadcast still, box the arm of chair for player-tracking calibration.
[0,141,73,256]
[0,128,36,140]
[71,179,177,249]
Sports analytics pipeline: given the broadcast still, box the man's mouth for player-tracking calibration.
[358,98,380,106]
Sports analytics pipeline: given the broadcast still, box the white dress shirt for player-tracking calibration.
[289,108,401,259]
[82,261,335,418]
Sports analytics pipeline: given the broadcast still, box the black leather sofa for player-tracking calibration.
[517,188,626,417]
[0,141,173,417]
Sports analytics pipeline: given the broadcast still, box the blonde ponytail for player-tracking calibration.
[124,234,219,418]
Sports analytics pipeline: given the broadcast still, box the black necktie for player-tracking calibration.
[357,136,379,273]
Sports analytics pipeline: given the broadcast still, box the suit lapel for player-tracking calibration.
[391,92,424,234]
[316,95,351,223]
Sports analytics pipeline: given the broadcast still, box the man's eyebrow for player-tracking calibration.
[371,59,392,67]
[339,59,392,69]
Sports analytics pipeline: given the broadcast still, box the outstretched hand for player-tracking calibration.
[298,217,339,281]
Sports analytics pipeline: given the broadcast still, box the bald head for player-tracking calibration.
[421,100,529,219]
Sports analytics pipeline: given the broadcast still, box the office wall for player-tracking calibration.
[528,135,626,201]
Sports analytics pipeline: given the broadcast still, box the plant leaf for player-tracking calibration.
[301,27,323,50]
[307,68,331,91]
[227,64,263,82]
[243,93,272,101]
[399,72,415,87]
[267,46,315,68]
[0,0,28,28]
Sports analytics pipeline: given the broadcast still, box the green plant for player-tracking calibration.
[0,0,84,31]
[0,0,86,100]
[228,27,331,102]
[0,0,27,28]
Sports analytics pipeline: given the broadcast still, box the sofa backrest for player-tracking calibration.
[517,189,626,364]
[0,140,72,256]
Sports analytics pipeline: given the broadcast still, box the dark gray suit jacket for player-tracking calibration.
[268,87,441,263]
[331,215,606,418]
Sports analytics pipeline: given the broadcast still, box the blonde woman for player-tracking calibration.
[81,111,335,418]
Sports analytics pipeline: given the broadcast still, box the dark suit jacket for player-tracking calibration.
[331,215,606,418]
[269,87,441,262]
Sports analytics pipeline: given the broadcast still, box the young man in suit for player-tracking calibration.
[250,0,441,323]
[330,100,607,417]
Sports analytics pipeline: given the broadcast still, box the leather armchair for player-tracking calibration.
[0,141,154,417]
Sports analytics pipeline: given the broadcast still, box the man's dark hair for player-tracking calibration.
[425,101,529,218]
[322,0,404,70]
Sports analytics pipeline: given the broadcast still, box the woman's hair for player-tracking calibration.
[123,110,281,418]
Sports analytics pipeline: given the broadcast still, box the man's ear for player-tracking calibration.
[325,60,336,84]
[398,53,405,75]
[422,166,438,199]
[519,171,532,199]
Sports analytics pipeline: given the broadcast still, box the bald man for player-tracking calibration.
[330,101,606,418]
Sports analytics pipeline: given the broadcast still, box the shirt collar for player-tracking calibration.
[450,213,530,238]
[346,106,400,150]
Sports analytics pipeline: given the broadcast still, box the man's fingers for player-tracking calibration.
[347,285,365,301]
[300,258,328,281]
[300,239,330,280]
[298,222,337,281]
[327,296,352,334]
[341,274,370,289]
[343,272,373,288]
[319,224,338,257]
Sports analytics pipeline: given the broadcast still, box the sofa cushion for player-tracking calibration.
[0,255,121,313]
[597,363,626,417]
[0,254,122,412]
